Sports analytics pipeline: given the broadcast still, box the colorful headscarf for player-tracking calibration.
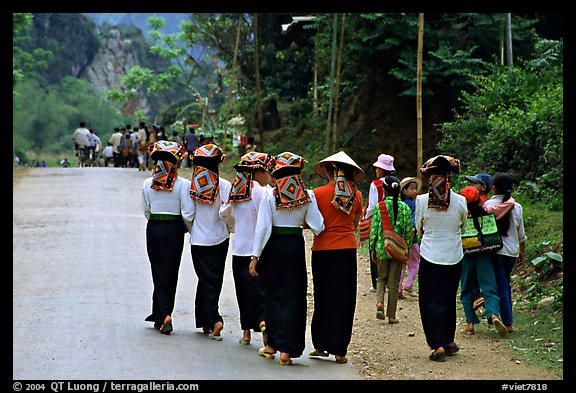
[189,144,225,204]
[272,152,311,210]
[427,173,451,211]
[148,141,186,192]
[420,155,460,210]
[228,152,276,203]
[331,168,357,214]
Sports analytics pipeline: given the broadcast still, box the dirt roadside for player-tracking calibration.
[303,231,561,381]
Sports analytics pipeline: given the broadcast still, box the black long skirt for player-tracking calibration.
[232,255,265,331]
[190,239,230,329]
[311,248,357,357]
[418,257,462,350]
[261,232,307,358]
[145,219,186,325]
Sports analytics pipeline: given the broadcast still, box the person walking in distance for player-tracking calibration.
[141,141,191,335]
[184,126,199,168]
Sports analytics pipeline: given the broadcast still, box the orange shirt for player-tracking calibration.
[311,182,363,251]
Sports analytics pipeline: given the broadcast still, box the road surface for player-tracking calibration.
[13,167,362,381]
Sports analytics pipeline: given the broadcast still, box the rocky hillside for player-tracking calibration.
[24,13,168,117]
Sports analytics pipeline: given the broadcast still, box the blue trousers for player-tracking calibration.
[460,252,500,324]
[492,254,516,326]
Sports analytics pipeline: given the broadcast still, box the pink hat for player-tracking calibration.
[373,154,395,172]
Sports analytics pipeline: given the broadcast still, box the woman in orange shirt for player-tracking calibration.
[308,151,364,364]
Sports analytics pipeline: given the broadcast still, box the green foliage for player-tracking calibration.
[438,38,563,198]
[13,77,129,157]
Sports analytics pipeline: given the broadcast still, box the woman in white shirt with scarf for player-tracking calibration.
[415,155,467,362]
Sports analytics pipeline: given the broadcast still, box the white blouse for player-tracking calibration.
[219,181,267,257]
[415,190,468,265]
[364,179,384,219]
[483,195,527,257]
[183,178,234,246]
[252,188,324,257]
[141,176,194,230]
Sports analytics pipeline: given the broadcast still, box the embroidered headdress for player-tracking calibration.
[272,152,310,210]
[229,152,276,203]
[189,143,225,204]
[148,140,187,192]
[420,155,461,211]
[313,151,364,214]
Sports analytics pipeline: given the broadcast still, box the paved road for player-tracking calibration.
[13,167,362,381]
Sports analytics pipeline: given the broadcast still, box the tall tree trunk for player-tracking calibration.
[416,13,424,179]
[499,14,505,66]
[223,15,242,153]
[331,13,346,153]
[505,13,513,67]
[313,47,318,117]
[254,13,264,150]
[325,13,338,153]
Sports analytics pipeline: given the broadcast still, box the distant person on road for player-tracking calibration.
[103,142,114,167]
[109,128,123,167]
[308,151,363,365]
[185,144,233,341]
[72,121,92,162]
[415,155,467,362]
[141,140,190,335]
[136,122,149,171]
[184,127,199,168]
[219,152,276,346]
[250,152,324,366]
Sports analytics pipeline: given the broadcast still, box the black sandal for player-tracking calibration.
[429,349,446,362]
[443,342,460,356]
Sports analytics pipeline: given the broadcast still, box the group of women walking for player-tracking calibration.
[140,140,525,367]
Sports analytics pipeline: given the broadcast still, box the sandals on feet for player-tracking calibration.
[335,355,348,364]
[443,342,460,356]
[258,347,275,359]
[309,349,329,357]
[160,316,173,335]
[429,349,447,362]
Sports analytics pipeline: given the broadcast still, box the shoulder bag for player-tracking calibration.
[378,200,409,264]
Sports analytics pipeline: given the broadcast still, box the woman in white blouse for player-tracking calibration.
[183,144,233,341]
[141,141,191,335]
[249,152,324,366]
[415,155,467,362]
[219,152,276,345]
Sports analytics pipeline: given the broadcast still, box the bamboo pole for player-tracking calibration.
[254,13,264,150]
[331,13,346,153]
[416,13,424,180]
[223,14,242,153]
[325,14,338,153]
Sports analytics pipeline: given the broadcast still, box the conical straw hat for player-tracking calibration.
[314,151,364,182]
